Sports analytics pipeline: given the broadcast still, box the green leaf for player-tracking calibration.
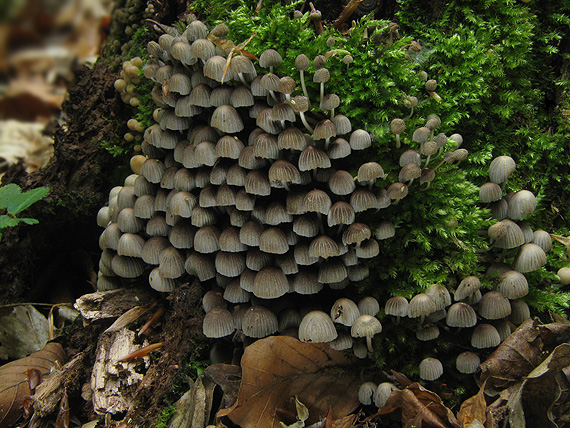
[0,184,49,215]
[20,218,40,226]
[0,215,21,229]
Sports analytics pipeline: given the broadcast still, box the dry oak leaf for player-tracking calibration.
[457,379,487,427]
[479,318,570,395]
[217,335,360,428]
[371,382,460,428]
[0,342,66,427]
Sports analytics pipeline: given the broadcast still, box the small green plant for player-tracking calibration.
[0,184,49,240]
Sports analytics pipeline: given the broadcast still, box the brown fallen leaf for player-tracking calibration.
[508,342,570,428]
[457,379,487,427]
[479,319,570,395]
[371,382,460,428]
[217,335,360,428]
[0,342,66,427]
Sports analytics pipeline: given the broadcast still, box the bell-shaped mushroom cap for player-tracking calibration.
[328,170,356,196]
[268,160,302,187]
[390,118,405,135]
[419,357,443,381]
[253,266,289,299]
[513,243,547,273]
[471,323,501,348]
[168,73,192,95]
[291,269,322,294]
[190,38,216,61]
[259,48,282,68]
[278,308,302,332]
[387,182,408,200]
[425,284,451,310]
[242,305,278,338]
[142,236,170,265]
[244,170,271,196]
[533,230,552,252]
[385,296,409,318]
[356,239,379,259]
[298,145,331,171]
[492,219,524,249]
[314,119,337,141]
[259,227,289,254]
[478,291,511,319]
[211,104,244,133]
[342,223,371,245]
[489,155,516,184]
[215,251,246,278]
[399,163,421,183]
[148,267,175,292]
[294,242,319,266]
[331,298,360,326]
[328,138,351,159]
[222,280,250,304]
[416,324,440,341]
[446,302,477,327]
[358,382,377,406]
[558,267,570,285]
[318,258,348,283]
[117,233,145,258]
[210,86,234,107]
[327,201,355,227]
[497,270,528,299]
[373,222,394,241]
[412,127,430,143]
[215,135,245,159]
[313,67,330,83]
[357,297,380,316]
[231,85,255,108]
[349,129,372,150]
[295,54,310,70]
[329,331,353,351]
[480,182,503,203]
[298,310,338,343]
[185,252,216,281]
[203,306,235,338]
[399,150,421,167]
[374,382,398,408]
[408,293,436,318]
[332,114,351,135]
[350,188,377,213]
[456,351,480,374]
[293,213,320,238]
[358,162,385,183]
[508,190,537,220]
[509,299,530,324]
[278,127,307,151]
[303,189,332,214]
[246,248,272,271]
[352,315,382,352]
[159,246,186,278]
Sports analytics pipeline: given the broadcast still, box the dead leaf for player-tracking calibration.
[372,383,460,428]
[508,343,570,428]
[457,380,487,427]
[479,319,570,395]
[0,342,66,427]
[0,304,50,359]
[217,336,360,428]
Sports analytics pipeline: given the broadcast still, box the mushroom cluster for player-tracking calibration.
[95,17,409,354]
[377,155,550,381]
[94,15,545,382]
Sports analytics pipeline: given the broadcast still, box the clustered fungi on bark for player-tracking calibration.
[94,16,551,389]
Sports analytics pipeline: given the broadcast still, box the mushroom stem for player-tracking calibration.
[424,154,432,168]
[300,70,309,98]
[299,111,314,134]
[395,134,401,149]
[366,335,373,353]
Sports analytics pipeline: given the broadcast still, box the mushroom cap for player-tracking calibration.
[492,219,524,249]
[489,155,516,184]
[331,298,360,326]
[242,305,278,338]
[351,314,382,338]
[408,293,436,318]
[259,48,283,68]
[478,291,511,319]
[328,170,356,195]
[342,223,371,245]
[425,284,451,310]
[349,129,372,150]
[390,118,405,135]
[479,182,503,203]
[513,243,547,273]
[259,227,289,254]
[508,190,537,220]
[374,382,398,408]
[509,299,530,324]
[203,307,235,338]
[419,357,443,381]
[211,104,244,134]
[298,310,338,343]
[253,266,289,299]
[278,127,307,151]
[532,230,552,252]
[497,270,528,299]
[446,302,477,327]
[384,297,409,319]
[358,297,380,316]
[471,323,501,348]
[215,251,246,277]
[456,351,480,374]
[358,382,377,405]
[358,162,384,183]
[416,324,440,341]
